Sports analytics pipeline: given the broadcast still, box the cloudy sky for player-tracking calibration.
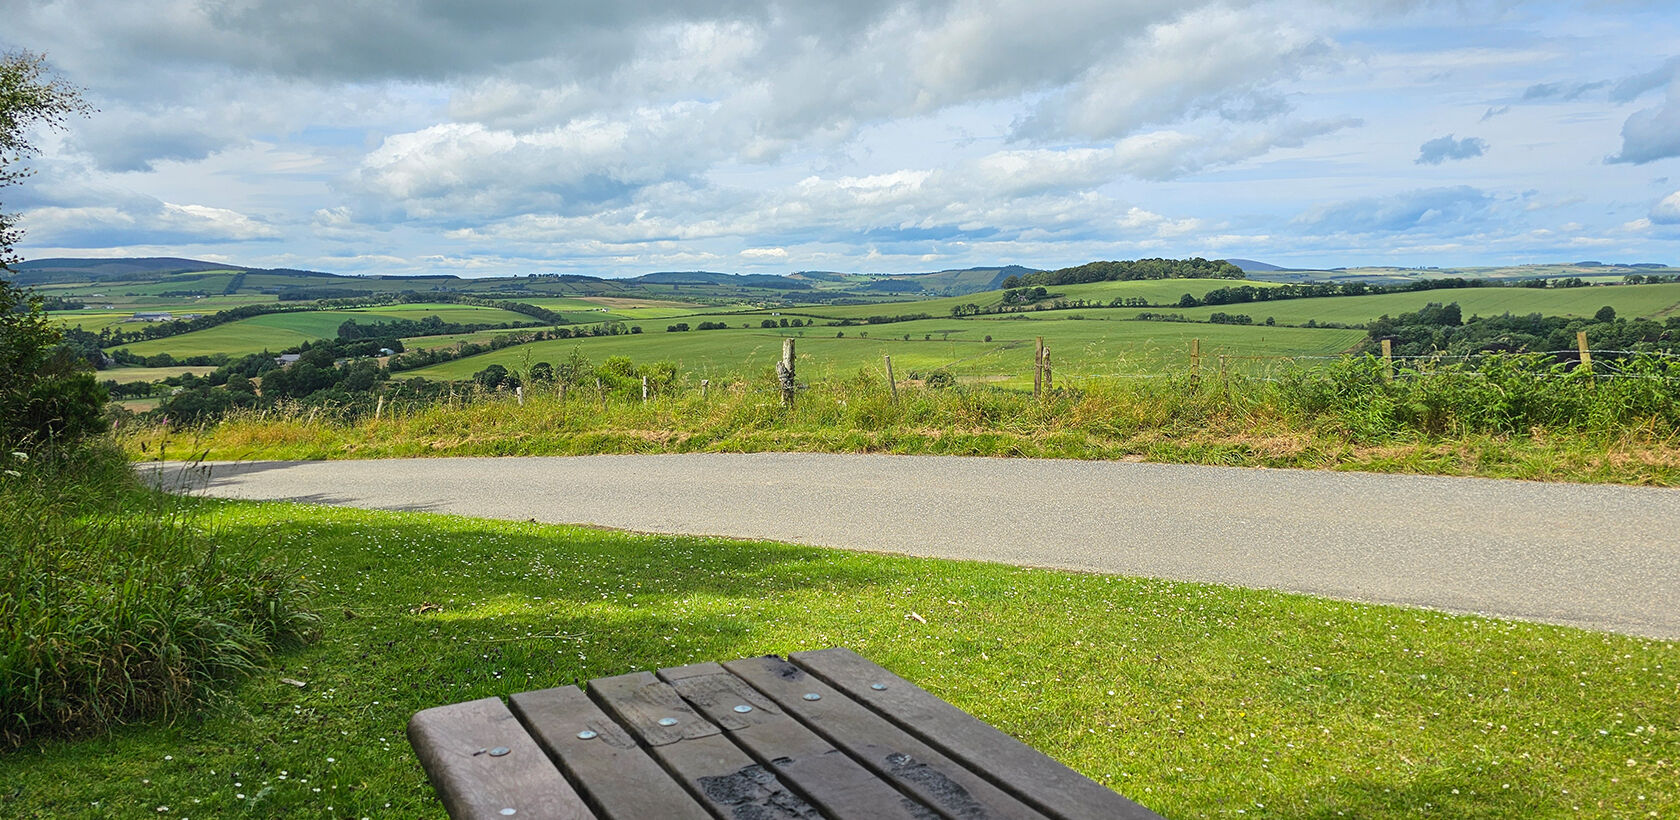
[4,0,1680,277]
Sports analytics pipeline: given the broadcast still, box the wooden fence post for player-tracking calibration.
[701,379,709,401]
[1042,347,1052,391]
[1577,330,1592,375]
[1381,339,1394,382]
[884,354,899,402]
[1190,338,1201,379]
[516,385,524,407]
[1034,336,1045,397]
[374,394,384,421]
[778,338,796,407]
[641,376,649,403]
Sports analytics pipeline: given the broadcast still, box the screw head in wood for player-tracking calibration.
[499,809,517,816]
[802,693,821,701]
[733,704,753,713]
[871,683,888,691]
[576,730,598,740]
[658,717,679,726]
[488,747,510,757]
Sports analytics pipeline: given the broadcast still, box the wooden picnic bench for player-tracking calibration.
[408,647,1162,819]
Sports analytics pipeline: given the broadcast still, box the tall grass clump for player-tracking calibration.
[0,441,317,748]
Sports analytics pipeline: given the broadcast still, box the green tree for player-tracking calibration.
[3,51,91,270]
[1,54,99,448]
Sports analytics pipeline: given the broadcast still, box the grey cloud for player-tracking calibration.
[1520,80,1606,101]
[1480,105,1508,121]
[74,122,237,173]
[1415,134,1486,165]
[1296,186,1494,234]
[1608,79,1680,164]
[1611,56,1680,102]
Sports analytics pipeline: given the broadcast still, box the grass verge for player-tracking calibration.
[0,443,316,749]
[126,358,1680,486]
[0,495,1672,818]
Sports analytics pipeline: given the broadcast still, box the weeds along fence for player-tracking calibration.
[138,338,1680,451]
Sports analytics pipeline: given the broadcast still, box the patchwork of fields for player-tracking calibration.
[40,268,1680,386]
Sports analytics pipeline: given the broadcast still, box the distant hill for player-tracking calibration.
[1224,258,1287,272]
[11,257,247,284]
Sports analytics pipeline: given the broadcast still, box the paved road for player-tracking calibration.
[149,454,1680,639]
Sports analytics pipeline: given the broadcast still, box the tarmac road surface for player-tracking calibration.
[149,453,1680,639]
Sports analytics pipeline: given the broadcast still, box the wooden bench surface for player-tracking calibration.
[408,647,1162,819]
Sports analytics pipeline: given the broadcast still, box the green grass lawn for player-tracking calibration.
[398,319,1366,384]
[0,496,1671,818]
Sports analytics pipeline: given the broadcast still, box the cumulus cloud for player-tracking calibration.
[22,199,279,247]
[1652,191,1680,225]
[1608,77,1680,164]
[1415,134,1487,165]
[1014,4,1332,140]
[1296,186,1495,234]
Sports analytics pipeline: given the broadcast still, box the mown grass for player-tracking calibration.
[130,356,1680,486]
[0,444,316,749]
[0,495,1672,818]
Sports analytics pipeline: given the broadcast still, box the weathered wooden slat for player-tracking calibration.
[790,648,1162,820]
[508,685,712,820]
[659,661,937,820]
[407,696,596,820]
[589,670,822,819]
[724,655,1049,820]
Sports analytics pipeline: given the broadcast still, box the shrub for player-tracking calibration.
[1,281,108,449]
[0,442,316,746]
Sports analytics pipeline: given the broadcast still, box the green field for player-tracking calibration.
[400,318,1365,385]
[758,278,1287,321]
[108,304,543,358]
[99,365,219,382]
[1156,281,1680,326]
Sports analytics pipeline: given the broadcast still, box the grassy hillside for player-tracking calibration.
[109,304,542,358]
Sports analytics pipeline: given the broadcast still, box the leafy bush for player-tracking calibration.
[1,280,109,450]
[0,442,317,747]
